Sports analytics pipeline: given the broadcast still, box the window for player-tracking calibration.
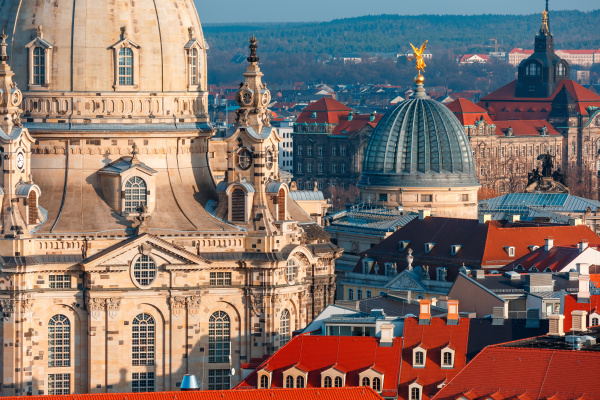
[265,149,274,169]
[237,149,252,170]
[372,377,381,392]
[362,377,370,386]
[324,376,332,388]
[231,188,246,222]
[592,317,599,326]
[296,376,305,388]
[421,194,433,202]
[341,163,346,173]
[286,375,294,388]
[190,48,199,85]
[366,290,372,299]
[286,258,298,283]
[332,147,337,156]
[33,47,46,85]
[210,272,232,286]
[307,146,313,156]
[132,313,155,366]
[410,387,420,400]
[317,162,323,173]
[341,146,347,156]
[49,275,70,289]
[208,369,230,390]
[379,193,388,202]
[348,288,354,300]
[556,63,566,76]
[414,351,424,366]
[132,372,154,392]
[307,162,313,173]
[461,194,469,202]
[526,62,540,76]
[118,47,134,85]
[298,146,303,156]
[318,146,323,155]
[280,309,290,347]
[334,376,342,387]
[48,315,70,367]
[133,254,157,287]
[442,351,453,367]
[357,289,363,300]
[260,375,269,388]
[124,176,147,213]
[209,311,230,363]
[48,373,70,395]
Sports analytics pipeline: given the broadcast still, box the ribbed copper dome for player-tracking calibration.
[359,93,479,188]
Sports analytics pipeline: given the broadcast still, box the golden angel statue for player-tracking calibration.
[408,40,428,73]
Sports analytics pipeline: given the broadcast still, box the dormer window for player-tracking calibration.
[556,62,566,76]
[324,376,332,387]
[504,246,515,257]
[362,377,370,386]
[258,371,271,389]
[372,377,381,392]
[362,259,373,274]
[529,266,539,272]
[451,245,461,255]
[33,48,46,85]
[526,62,541,76]
[118,48,134,85]
[413,346,426,367]
[124,176,147,213]
[110,27,141,91]
[26,26,53,90]
[528,245,539,252]
[409,382,423,400]
[441,346,455,368]
[515,264,525,271]
[424,243,435,253]
[385,262,395,276]
[399,241,410,251]
[311,112,317,119]
[334,377,342,387]
[185,31,204,90]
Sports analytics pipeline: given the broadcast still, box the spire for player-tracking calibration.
[247,35,259,63]
[540,1,551,36]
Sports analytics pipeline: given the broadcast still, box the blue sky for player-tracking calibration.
[197,0,598,24]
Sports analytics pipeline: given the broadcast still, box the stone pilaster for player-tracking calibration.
[85,296,106,393]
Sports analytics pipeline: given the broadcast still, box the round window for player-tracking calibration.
[238,148,253,170]
[132,254,157,287]
[286,258,298,284]
[265,148,274,169]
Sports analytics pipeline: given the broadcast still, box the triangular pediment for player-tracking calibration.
[384,270,425,291]
[26,37,53,50]
[110,37,141,50]
[81,233,210,271]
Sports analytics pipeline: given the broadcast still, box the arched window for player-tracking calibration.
[285,375,293,388]
[366,290,372,299]
[28,190,38,224]
[556,63,566,76]
[33,47,46,85]
[260,375,268,388]
[296,376,305,388]
[527,63,540,76]
[278,188,286,221]
[362,377,370,386]
[209,311,230,363]
[132,254,157,287]
[132,313,155,366]
[324,376,332,387]
[411,387,420,400]
[443,351,453,366]
[118,47,134,85]
[190,48,198,85]
[48,315,70,367]
[357,289,363,300]
[280,309,290,347]
[124,176,147,213]
[334,376,342,387]
[592,317,599,326]
[231,188,245,222]
[286,258,298,283]
[348,288,354,300]
[372,377,381,392]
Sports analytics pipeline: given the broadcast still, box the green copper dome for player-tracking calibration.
[359,89,479,188]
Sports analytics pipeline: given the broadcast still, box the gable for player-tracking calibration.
[384,271,425,291]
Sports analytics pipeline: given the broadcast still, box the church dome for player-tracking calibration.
[0,0,208,125]
[359,90,479,188]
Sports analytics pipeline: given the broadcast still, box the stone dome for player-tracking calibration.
[359,91,479,188]
[0,0,208,125]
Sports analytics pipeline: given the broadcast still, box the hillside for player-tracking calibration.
[204,10,600,55]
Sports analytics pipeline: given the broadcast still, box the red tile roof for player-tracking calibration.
[234,335,403,398]
[494,120,560,137]
[500,244,591,272]
[479,80,600,120]
[0,388,384,400]
[432,346,600,400]
[399,317,470,400]
[295,98,352,125]
[509,48,535,55]
[332,114,382,136]
[446,98,493,125]
[563,294,600,331]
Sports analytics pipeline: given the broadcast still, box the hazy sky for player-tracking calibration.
[197,0,599,24]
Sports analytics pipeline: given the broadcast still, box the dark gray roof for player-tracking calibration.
[98,156,157,176]
[200,251,285,262]
[360,97,478,188]
[0,254,83,267]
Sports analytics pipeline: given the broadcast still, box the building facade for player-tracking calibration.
[0,3,338,396]
[273,120,294,173]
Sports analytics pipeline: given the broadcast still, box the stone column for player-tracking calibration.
[85,296,106,393]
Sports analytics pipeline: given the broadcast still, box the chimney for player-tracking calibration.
[492,306,505,325]
[579,240,589,253]
[548,314,565,336]
[370,112,376,122]
[347,112,354,121]
[571,310,588,332]
[569,218,582,226]
[180,374,200,391]
[479,214,491,224]
[578,263,591,303]
[419,299,431,325]
[418,210,431,220]
[474,269,485,279]
[447,300,459,325]
[430,297,437,307]
[510,214,520,223]
[544,238,554,252]
[380,323,394,347]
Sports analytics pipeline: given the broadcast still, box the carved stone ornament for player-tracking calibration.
[245,288,264,316]
[86,296,105,312]
[20,300,33,313]
[186,295,202,314]
[271,293,282,306]
[168,296,187,318]
[140,243,153,255]
[106,297,122,319]
[391,273,422,290]
[0,299,15,318]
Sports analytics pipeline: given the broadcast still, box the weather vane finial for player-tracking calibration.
[408,40,428,85]
[247,35,259,63]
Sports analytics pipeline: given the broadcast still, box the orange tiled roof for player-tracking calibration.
[295,98,352,125]
[494,120,560,137]
[0,388,384,400]
[446,98,493,125]
[563,294,600,331]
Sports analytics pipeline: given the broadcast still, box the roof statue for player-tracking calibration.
[525,152,568,193]
[408,40,428,85]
